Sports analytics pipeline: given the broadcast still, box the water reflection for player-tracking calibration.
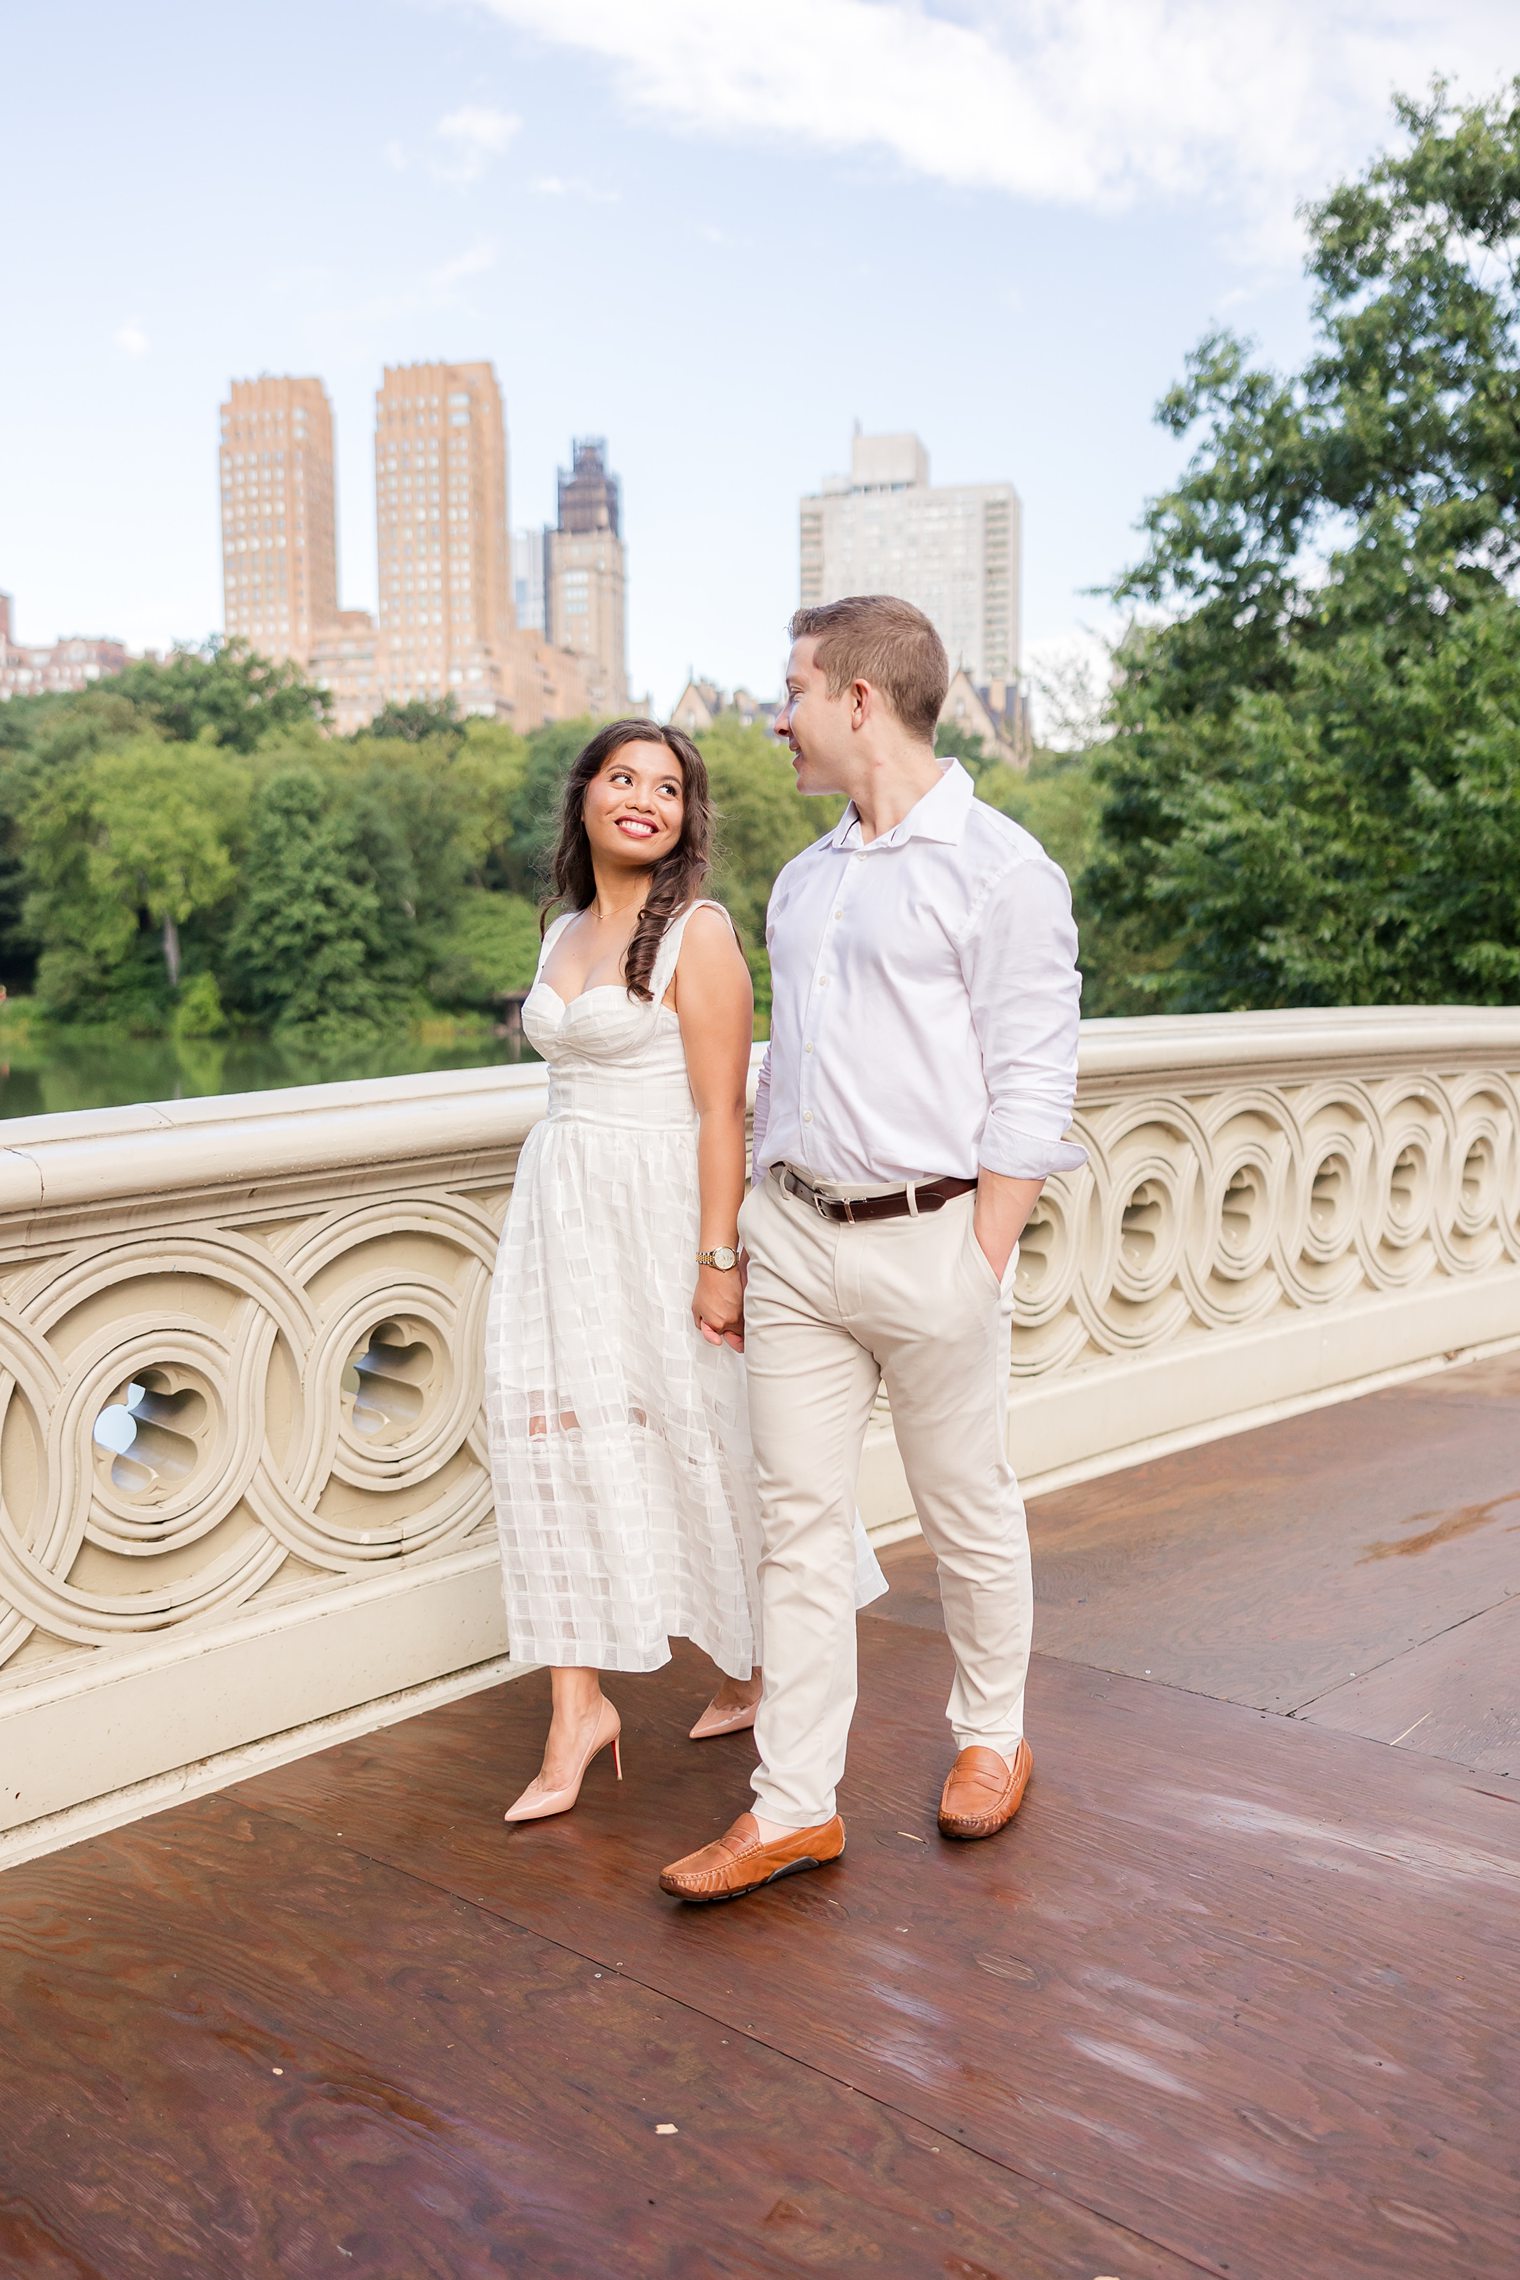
[0,1027,540,1123]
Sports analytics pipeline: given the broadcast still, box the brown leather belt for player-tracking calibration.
[779,1166,977,1224]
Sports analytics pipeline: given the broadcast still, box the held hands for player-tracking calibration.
[693,1258,745,1352]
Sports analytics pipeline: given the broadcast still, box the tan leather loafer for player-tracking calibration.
[659,1811,845,1902]
[937,1738,1033,1840]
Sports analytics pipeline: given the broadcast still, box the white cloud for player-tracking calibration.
[530,173,620,203]
[114,318,149,357]
[434,102,522,182]
[430,239,499,294]
[467,0,1518,256]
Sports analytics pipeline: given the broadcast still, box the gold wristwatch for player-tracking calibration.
[696,1246,739,1272]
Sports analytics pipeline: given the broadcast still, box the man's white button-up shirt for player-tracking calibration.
[752,760,1086,1186]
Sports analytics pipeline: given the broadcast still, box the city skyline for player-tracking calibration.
[211,360,627,734]
[4,3,1511,714]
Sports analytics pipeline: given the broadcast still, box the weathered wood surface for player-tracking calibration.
[231,1628,1520,2280]
[999,1348,1520,1730]
[1298,1591,1520,1774]
[1,1348,1517,2277]
[0,1786,1184,2280]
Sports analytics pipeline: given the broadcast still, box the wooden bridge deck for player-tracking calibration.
[1,1352,1517,2278]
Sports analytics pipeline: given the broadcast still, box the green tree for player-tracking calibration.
[934,720,994,778]
[113,641,328,753]
[975,751,1105,902]
[88,740,243,988]
[427,889,543,1008]
[223,769,398,1033]
[363,695,464,746]
[19,735,245,1024]
[451,720,530,891]
[697,718,840,1023]
[504,718,598,896]
[1086,83,1520,1012]
[0,687,147,991]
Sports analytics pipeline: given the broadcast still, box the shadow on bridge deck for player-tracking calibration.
[1,1354,1516,2277]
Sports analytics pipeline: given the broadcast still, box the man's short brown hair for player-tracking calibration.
[788,595,948,742]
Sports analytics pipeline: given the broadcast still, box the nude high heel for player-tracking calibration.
[504,1697,623,1823]
[689,1689,761,1741]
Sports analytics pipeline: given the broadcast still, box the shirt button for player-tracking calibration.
[803,1109,813,1124]
[805,1041,814,1053]
[833,909,843,920]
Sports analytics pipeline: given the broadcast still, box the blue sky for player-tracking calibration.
[2,1,1512,716]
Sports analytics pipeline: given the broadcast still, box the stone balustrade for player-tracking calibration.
[3,1006,1518,1866]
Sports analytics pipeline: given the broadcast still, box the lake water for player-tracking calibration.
[0,1027,540,1124]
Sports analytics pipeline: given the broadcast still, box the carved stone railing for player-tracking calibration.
[863,1006,1520,1517]
[3,1007,1518,1865]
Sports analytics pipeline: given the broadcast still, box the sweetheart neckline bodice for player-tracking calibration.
[534,979,678,1017]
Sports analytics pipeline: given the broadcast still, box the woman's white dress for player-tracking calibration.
[485,900,885,1676]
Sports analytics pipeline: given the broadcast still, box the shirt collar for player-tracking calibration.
[831,759,975,852]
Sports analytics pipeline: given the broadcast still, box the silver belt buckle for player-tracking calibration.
[786,1165,833,1219]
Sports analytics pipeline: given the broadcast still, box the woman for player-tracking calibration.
[485,718,884,1823]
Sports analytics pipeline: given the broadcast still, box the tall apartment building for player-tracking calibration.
[216,361,612,732]
[219,377,338,669]
[309,610,384,737]
[799,431,1021,684]
[375,360,514,714]
[545,438,629,716]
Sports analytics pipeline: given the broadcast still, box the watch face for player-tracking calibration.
[709,1246,737,1271]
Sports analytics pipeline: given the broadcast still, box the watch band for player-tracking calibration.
[696,1246,739,1271]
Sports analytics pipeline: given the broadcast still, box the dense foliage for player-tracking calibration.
[1083,83,1520,1013]
[0,647,843,1046]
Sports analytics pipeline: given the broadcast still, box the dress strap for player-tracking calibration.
[651,898,733,1006]
[534,907,580,985]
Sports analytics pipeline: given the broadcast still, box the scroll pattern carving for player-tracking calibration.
[1015,1068,1520,1377]
[0,1029,1517,1693]
[0,1196,502,1674]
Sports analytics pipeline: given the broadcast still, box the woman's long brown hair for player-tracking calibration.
[543,719,716,1002]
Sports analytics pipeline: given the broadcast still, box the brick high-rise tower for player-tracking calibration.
[374,360,513,712]
[219,377,338,668]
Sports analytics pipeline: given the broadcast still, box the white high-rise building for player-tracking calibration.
[799,431,1020,683]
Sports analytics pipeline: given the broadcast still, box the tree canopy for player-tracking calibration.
[1083,82,1520,1012]
[0,660,841,1045]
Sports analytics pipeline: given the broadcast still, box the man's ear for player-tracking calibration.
[850,678,871,728]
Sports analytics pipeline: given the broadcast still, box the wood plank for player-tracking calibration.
[233,1627,1520,2280]
[1296,1593,1520,1774]
[0,1788,1195,2280]
[980,1360,1520,1713]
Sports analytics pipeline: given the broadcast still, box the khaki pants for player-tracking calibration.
[739,1167,1031,1828]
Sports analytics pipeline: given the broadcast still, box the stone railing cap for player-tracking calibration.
[1,1008,1517,1219]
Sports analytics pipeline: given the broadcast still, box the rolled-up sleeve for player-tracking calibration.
[961,853,1088,1179]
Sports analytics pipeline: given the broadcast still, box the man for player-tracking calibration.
[660,594,1085,1904]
